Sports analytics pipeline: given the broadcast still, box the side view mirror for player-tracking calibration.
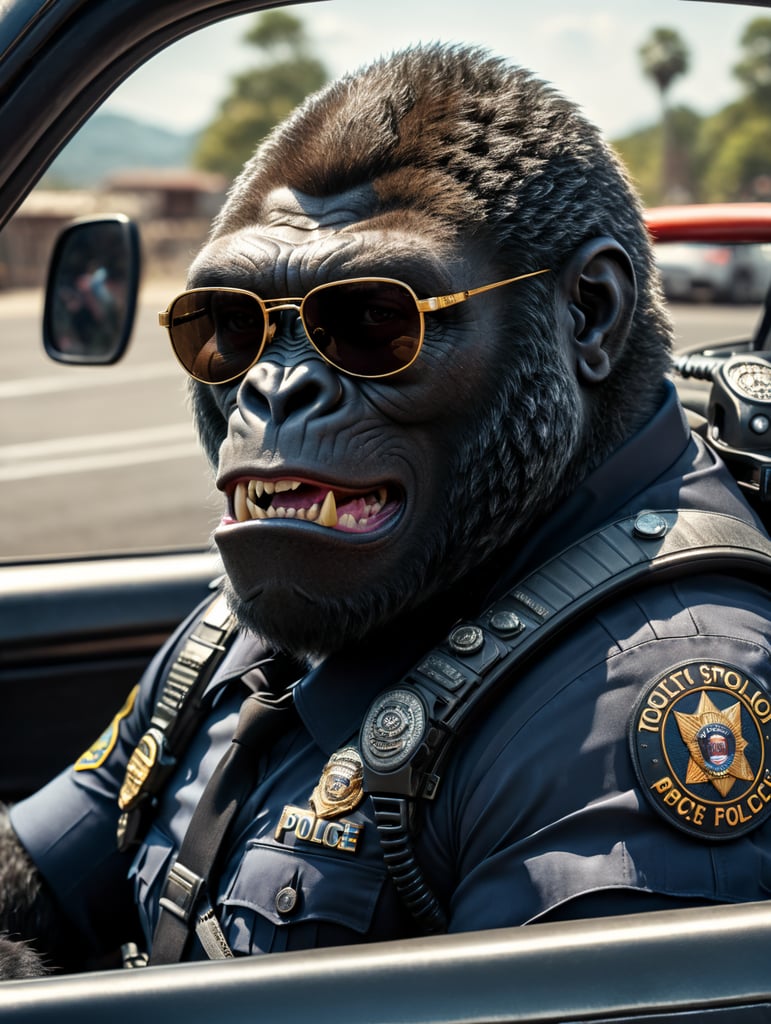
[43,214,141,365]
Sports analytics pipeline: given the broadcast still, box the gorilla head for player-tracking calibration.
[177,44,673,656]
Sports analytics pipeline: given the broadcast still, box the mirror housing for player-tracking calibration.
[43,214,141,365]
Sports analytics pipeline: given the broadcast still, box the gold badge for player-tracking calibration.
[74,685,138,773]
[674,690,753,797]
[118,728,162,810]
[310,746,364,818]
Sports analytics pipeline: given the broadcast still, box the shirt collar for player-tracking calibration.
[292,608,456,755]
[201,602,454,756]
[489,380,692,588]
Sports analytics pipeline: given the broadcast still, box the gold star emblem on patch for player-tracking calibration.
[309,746,365,818]
[674,692,754,797]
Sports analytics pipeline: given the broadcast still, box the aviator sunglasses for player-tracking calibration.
[159,269,550,385]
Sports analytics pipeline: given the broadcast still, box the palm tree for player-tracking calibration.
[639,27,690,201]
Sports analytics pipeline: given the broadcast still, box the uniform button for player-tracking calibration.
[633,511,668,539]
[489,610,525,638]
[448,624,485,655]
[275,886,298,915]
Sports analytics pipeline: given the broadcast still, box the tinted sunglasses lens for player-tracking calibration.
[168,290,266,384]
[303,280,422,377]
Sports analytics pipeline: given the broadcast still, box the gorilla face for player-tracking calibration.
[188,184,584,656]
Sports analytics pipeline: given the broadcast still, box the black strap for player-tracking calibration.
[117,594,238,852]
[359,508,771,933]
[150,689,296,965]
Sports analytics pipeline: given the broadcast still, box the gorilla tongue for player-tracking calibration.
[233,480,390,532]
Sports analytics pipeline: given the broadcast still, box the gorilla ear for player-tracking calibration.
[560,237,637,385]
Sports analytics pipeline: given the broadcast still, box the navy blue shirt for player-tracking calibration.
[11,383,771,957]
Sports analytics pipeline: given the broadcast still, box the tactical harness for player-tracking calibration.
[117,507,771,954]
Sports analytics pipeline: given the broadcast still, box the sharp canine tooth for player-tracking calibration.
[319,491,338,527]
[378,487,387,506]
[246,497,261,518]
[235,482,248,522]
[250,480,264,499]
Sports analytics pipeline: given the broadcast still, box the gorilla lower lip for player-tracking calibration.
[230,479,396,533]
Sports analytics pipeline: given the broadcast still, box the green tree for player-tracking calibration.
[638,27,690,201]
[194,11,328,180]
[700,112,771,200]
[613,105,701,206]
[734,17,771,107]
[696,18,771,200]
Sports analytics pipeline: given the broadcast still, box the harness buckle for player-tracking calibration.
[159,861,205,923]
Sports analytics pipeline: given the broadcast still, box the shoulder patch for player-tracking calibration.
[74,685,139,772]
[630,662,771,840]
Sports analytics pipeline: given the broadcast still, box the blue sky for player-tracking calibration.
[105,0,763,140]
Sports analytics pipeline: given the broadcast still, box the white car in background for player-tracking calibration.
[655,239,771,303]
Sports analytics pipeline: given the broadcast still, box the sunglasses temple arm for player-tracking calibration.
[418,267,550,312]
[159,308,213,329]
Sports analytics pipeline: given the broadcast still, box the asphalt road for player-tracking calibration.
[0,281,218,559]
[0,285,765,560]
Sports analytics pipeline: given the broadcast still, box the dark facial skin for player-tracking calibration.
[188,186,605,656]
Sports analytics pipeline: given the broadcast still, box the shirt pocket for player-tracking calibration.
[218,839,388,954]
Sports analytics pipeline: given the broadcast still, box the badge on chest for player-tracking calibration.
[275,746,365,854]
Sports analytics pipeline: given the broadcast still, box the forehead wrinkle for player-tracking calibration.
[316,233,458,292]
[260,184,378,228]
[255,228,458,296]
[187,233,284,289]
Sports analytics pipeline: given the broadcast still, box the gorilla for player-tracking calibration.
[1,43,768,978]
[188,43,669,656]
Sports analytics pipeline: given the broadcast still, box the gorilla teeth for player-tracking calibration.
[318,491,338,527]
[247,479,301,501]
[233,481,389,530]
[235,482,249,522]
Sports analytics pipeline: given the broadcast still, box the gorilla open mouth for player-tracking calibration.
[226,479,403,533]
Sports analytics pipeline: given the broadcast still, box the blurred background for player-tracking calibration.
[2,0,769,559]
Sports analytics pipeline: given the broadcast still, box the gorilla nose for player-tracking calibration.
[241,359,344,424]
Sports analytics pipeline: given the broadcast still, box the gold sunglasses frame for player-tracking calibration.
[159,268,551,385]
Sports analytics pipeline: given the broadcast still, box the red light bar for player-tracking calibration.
[644,204,771,243]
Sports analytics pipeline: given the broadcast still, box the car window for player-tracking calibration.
[0,0,767,560]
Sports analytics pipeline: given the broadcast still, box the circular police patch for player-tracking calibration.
[630,661,771,840]
[360,688,427,772]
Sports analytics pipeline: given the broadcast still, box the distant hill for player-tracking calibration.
[42,113,199,188]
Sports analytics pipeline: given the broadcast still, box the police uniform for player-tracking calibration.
[11,382,771,959]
